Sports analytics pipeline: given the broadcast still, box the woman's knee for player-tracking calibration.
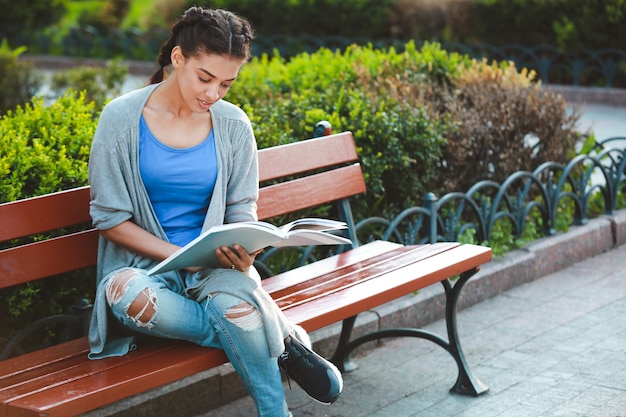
[224,300,263,330]
[212,293,263,331]
[105,269,157,328]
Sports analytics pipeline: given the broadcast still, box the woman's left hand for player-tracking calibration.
[215,244,262,272]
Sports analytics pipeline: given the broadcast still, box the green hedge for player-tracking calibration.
[0,0,67,43]
[230,42,579,216]
[0,92,95,203]
[10,0,625,62]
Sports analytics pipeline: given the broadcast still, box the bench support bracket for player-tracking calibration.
[331,316,360,372]
[330,267,489,396]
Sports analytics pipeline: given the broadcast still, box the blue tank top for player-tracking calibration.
[139,115,218,247]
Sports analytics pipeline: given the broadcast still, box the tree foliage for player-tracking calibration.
[0,0,68,43]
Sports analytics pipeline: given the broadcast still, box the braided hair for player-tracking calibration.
[149,7,254,84]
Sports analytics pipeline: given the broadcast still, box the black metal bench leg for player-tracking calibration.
[330,315,359,372]
[445,268,489,396]
[328,268,488,396]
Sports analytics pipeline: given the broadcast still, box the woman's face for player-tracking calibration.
[172,47,244,112]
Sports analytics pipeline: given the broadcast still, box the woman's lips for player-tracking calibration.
[198,98,214,110]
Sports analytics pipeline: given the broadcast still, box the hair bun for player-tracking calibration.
[184,6,204,17]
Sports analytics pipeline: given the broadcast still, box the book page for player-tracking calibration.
[280,218,347,232]
[271,229,351,247]
[148,219,351,275]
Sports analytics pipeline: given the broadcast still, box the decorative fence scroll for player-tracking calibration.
[351,137,626,250]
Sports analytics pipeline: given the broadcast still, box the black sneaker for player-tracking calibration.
[278,335,343,404]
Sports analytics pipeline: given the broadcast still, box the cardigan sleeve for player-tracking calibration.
[88,100,136,231]
[224,118,259,224]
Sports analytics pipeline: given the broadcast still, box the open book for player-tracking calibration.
[148,218,351,275]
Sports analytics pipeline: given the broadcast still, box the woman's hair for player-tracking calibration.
[149,7,254,84]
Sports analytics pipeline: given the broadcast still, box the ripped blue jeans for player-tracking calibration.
[104,268,290,417]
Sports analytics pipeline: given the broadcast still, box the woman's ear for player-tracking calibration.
[171,46,184,69]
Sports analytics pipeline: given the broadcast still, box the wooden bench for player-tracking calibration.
[0,130,492,417]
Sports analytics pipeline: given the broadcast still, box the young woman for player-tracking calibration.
[87,7,342,416]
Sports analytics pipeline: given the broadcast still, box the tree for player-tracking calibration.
[0,0,67,43]
[0,40,41,116]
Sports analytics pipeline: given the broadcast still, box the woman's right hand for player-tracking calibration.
[215,244,262,272]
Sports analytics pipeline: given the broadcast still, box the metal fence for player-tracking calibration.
[441,42,626,88]
[252,130,626,278]
[350,136,626,249]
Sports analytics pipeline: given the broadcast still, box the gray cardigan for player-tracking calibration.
[87,84,290,359]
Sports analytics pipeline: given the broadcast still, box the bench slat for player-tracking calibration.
[1,354,92,395]
[0,187,91,242]
[258,132,358,182]
[257,163,366,220]
[282,243,492,330]
[1,339,177,393]
[0,230,98,289]
[262,240,404,293]
[270,244,456,303]
[0,338,88,381]
[1,342,227,417]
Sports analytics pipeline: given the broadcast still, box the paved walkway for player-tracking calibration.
[576,102,626,140]
[204,243,626,417]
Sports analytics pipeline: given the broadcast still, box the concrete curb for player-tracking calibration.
[23,54,156,76]
[546,85,626,106]
[83,209,626,417]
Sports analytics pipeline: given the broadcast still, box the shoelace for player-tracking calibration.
[279,351,293,390]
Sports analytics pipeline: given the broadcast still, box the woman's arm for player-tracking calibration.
[101,221,180,262]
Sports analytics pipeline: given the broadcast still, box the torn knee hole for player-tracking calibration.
[126,288,157,326]
[105,269,138,305]
[105,271,157,327]
[225,302,263,330]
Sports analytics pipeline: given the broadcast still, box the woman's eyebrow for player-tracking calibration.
[199,68,237,81]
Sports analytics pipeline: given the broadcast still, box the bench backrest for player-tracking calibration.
[0,132,364,290]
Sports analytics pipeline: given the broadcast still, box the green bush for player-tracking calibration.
[425,59,581,194]
[228,42,465,216]
[0,92,96,203]
[229,42,579,217]
[0,40,41,116]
